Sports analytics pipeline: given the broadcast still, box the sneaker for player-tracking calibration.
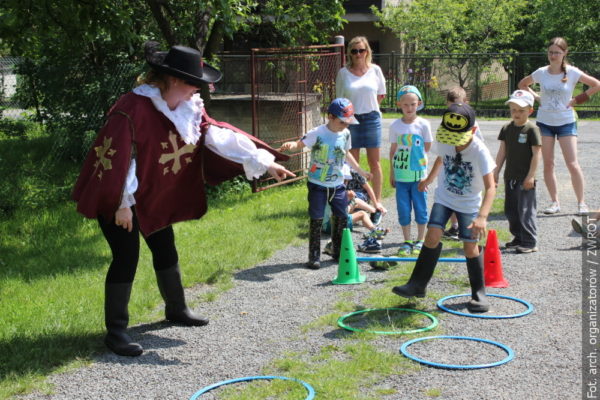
[516,245,538,254]
[358,237,382,253]
[370,260,398,270]
[443,226,460,240]
[543,202,560,214]
[363,226,390,240]
[323,240,334,256]
[397,241,413,256]
[370,211,383,226]
[505,239,521,249]
[412,240,424,255]
[572,218,587,235]
[578,203,590,216]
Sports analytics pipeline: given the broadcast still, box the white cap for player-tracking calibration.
[506,90,534,108]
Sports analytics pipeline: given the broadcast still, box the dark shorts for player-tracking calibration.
[307,182,348,220]
[349,111,382,148]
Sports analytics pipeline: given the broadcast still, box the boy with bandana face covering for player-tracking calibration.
[391,103,496,312]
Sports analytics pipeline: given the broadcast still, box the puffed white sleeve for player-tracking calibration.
[205,125,275,180]
[119,159,138,209]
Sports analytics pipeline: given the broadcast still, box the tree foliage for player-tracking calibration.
[0,0,345,160]
[373,0,529,88]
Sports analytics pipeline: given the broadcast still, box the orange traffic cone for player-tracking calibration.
[484,229,509,288]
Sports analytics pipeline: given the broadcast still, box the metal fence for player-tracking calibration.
[211,44,345,191]
[374,51,600,114]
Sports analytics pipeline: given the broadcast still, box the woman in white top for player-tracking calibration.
[336,36,386,203]
[519,37,600,215]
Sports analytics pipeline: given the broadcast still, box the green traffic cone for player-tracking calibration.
[332,228,366,285]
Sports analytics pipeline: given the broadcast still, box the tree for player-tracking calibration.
[0,0,345,160]
[373,0,529,88]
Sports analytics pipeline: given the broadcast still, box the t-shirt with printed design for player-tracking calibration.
[498,120,542,181]
[431,136,496,214]
[388,117,433,182]
[532,65,583,126]
[302,124,351,188]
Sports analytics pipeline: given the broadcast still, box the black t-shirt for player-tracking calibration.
[497,120,542,180]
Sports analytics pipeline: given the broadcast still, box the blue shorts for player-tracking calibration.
[349,111,382,148]
[536,121,577,138]
[428,203,478,242]
[395,181,428,226]
[307,182,348,220]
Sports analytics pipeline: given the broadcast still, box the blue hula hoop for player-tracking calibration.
[437,293,534,319]
[400,335,514,370]
[189,375,315,400]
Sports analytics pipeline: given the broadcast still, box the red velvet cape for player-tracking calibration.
[72,92,287,235]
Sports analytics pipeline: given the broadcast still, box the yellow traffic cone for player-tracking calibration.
[332,228,366,285]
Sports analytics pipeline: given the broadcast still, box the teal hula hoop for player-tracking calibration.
[437,293,534,319]
[400,335,514,369]
[189,375,315,400]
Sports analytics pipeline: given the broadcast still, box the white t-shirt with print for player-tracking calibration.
[335,65,386,115]
[388,116,433,182]
[302,124,352,188]
[431,136,496,214]
[532,65,583,126]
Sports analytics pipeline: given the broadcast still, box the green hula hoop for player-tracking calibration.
[337,307,438,335]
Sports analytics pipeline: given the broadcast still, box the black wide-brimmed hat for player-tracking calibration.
[145,41,222,85]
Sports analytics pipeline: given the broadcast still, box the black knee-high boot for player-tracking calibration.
[306,218,322,269]
[155,264,209,326]
[331,215,347,260]
[392,243,442,298]
[466,252,489,312]
[104,283,143,356]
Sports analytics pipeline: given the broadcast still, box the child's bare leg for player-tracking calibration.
[416,224,426,242]
[353,211,375,231]
[401,224,411,242]
[354,197,376,213]
[424,227,443,249]
[463,241,479,258]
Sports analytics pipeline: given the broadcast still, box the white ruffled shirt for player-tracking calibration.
[119,85,275,208]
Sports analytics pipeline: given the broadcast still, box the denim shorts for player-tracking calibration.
[536,121,577,138]
[349,111,382,148]
[428,202,479,242]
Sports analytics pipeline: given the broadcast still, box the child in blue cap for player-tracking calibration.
[280,98,372,269]
[389,85,433,256]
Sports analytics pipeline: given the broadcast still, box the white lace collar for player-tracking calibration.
[133,84,204,145]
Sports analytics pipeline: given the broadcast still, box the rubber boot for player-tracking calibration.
[104,283,143,356]
[466,251,490,312]
[305,218,322,269]
[155,264,209,326]
[331,214,347,261]
[392,242,442,298]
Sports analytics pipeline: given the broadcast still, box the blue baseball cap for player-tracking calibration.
[328,98,359,125]
[397,85,424,111]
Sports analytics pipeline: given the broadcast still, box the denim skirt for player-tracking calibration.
[349,111,382,149]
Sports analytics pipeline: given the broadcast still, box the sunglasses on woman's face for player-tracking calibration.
[350,48,367,55]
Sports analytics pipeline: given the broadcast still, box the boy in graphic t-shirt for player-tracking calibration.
[280,98,371,269]
[389,85,433,256]
[392,103,496,313]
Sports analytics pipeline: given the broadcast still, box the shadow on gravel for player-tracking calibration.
[234,261,332,282]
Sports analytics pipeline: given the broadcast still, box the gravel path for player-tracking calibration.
[20,119,599,400]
